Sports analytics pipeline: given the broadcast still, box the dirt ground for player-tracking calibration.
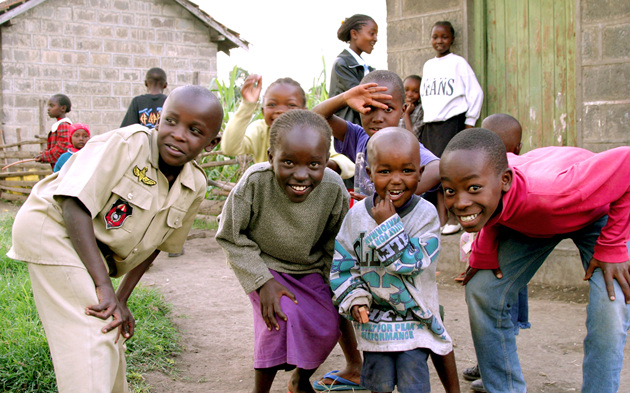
[139,229,630,393]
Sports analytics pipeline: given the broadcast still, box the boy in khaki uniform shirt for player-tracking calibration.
[8,85,223,393]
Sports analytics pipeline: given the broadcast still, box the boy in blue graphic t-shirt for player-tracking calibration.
[330,128,453,393]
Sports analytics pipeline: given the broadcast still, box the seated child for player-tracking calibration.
[221,74,355,179]
[440,129,630,393]
[330,127,453,393]
[399,75,424,140]
[53,123,91,172]
[37,93,73,168]
[9,85,223,393]
[215,110,350,393]
[313,70,460,393]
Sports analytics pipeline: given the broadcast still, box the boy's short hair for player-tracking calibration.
[51,93,72,113]
[265,77,306,107]
[361,70,404,104]
[481,113,522,153]
[444,128,508,174]
[269,110,331,153]
[145,67,167,85]
[404,75,422,83]
[337,14,375,43]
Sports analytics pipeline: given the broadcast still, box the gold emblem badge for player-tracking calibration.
[133,165,157,186]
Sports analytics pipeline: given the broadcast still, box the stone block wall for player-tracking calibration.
[386,0,468,80]
[1,0,219,146]
[579,0,630,151]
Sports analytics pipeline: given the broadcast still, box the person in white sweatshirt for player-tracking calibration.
[420,20,484,235]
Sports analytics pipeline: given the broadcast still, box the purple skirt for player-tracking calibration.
[248,270,341,370]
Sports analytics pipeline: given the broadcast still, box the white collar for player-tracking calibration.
[345,48,368,68]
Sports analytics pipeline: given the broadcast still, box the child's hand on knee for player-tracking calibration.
[462,266,503,285]
[584,258,630,303]
[257,279,298,331]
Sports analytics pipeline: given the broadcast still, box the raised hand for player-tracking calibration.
[241,74,263,103]
[344,83,392,114]
[257,278,298,331]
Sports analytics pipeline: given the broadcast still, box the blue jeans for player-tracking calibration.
[465,216,630,393]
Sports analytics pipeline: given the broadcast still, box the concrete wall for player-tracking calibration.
[386,0,469,81]
[578,0,630,152]
[0,0,218,145]
[387,0,630,152]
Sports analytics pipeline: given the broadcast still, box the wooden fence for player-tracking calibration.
[0,130,250,206]
[0,129,51,202]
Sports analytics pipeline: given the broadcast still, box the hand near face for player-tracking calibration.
[403,102,415,115]
[372,193,396,224]
[344,83,391,114]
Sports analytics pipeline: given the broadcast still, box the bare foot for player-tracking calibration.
[314,368,361,389]
[288,370,316,393]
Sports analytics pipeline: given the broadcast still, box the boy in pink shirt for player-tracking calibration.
[439,128,630,393]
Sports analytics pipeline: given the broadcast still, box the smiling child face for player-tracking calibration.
[261,83,305,127]
[359,80,404,138]
[367,128,422,209]
[440,149,512,232]
[351,19,378,55]
[404,78,421,105]
[157,87,222,169]
[268,126,328,203]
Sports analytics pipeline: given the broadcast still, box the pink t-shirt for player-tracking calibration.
[470,146,630,269]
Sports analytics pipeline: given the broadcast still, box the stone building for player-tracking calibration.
[386,0,629,152]
[0,0,247,144]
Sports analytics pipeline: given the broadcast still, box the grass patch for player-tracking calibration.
[192,216,218,231]
[0,213,181,392]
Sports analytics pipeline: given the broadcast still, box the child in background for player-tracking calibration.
[399,75,424,141]
[216,110,350,393]
[313,71,461,393]
[329,14,378,126]
[331,128,453,393]
[314,70,440,200]
[121,67,168,129]
[53,123,90,173]
[420,21,484,235]
[221,74,354,180]
[9,85,223,393]
[440,129,630,393]
[454,114,529,393]
[36,93,73,169]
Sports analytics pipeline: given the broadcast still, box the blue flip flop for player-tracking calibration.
[312,370,364,391]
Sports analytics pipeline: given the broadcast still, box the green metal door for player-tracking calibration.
[471,0,576,151]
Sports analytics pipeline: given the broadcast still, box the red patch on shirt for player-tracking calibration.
[105,198,133,229]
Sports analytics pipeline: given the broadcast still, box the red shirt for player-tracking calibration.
[470,146,630,269]
[39,118,72,166]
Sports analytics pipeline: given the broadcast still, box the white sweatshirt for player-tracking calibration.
[420,53,483,126]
